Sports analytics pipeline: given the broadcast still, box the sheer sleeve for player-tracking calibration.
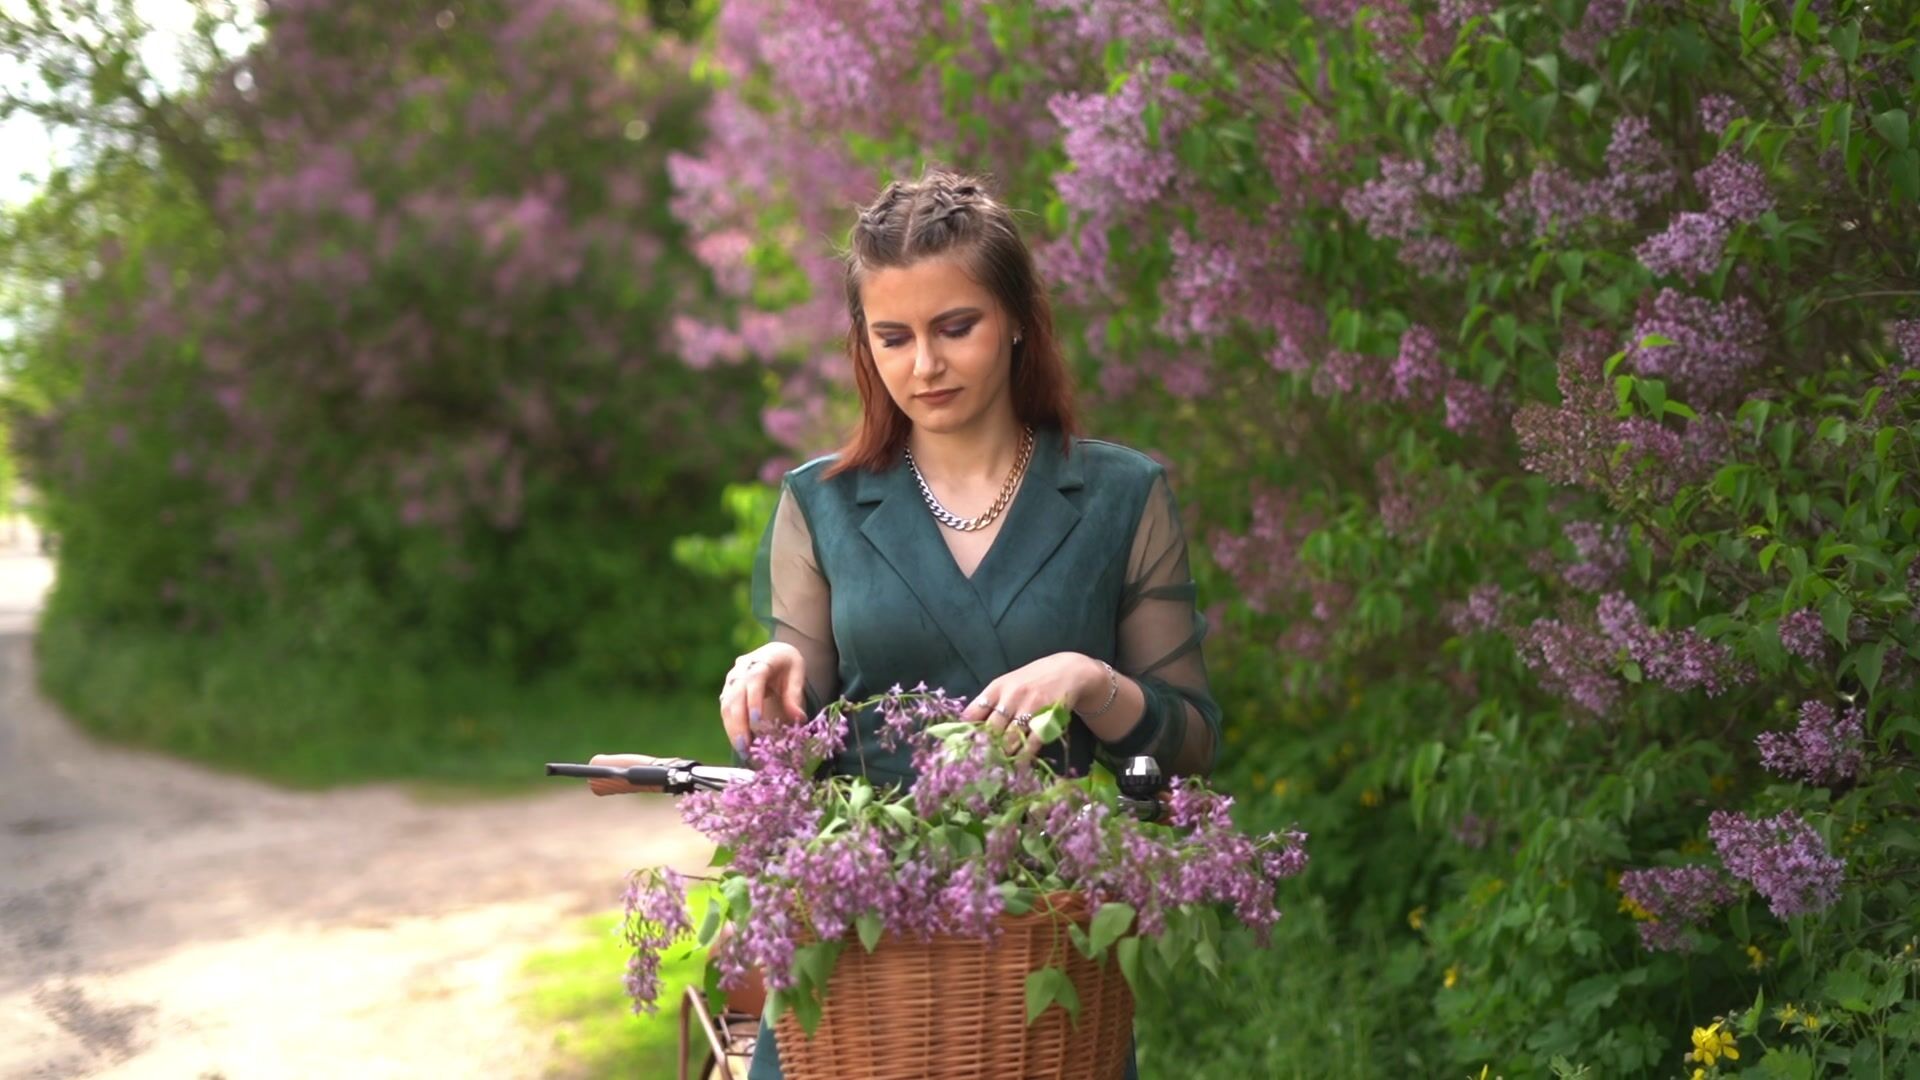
[750,479,840,720]
[1093,469,1222,778]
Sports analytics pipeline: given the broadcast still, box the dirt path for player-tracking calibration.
[0,524,716,1079]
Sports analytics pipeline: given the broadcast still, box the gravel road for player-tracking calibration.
[0,524,715,1079]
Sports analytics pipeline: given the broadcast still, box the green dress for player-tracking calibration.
[744,425,1223,1079]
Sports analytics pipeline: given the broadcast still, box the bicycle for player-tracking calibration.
[545,754,1171,1080]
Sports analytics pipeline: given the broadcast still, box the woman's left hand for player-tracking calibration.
[960,652,1100,763]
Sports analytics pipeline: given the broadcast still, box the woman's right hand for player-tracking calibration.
[719,641,807,756]
[584,753,668,796]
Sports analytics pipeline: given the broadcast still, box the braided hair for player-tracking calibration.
[826,168,1080,477]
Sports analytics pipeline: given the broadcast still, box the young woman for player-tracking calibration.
[594,168,1223,1079]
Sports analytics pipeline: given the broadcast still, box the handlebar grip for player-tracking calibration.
[544,763,678,788]
[621,765,673,788]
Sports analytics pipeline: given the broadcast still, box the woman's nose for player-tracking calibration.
[913,340,943,378]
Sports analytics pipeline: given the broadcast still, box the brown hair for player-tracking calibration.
[823,168,1080,478]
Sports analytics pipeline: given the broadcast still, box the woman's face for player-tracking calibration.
[858,255,1018,437]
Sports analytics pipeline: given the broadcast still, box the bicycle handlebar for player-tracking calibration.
[549,755,1169,819]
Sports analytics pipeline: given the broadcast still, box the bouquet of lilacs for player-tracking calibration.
[620,685,1309,1032]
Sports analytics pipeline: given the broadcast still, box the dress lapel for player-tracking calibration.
[974,428,1085,625]
[856,451,1011,686]
[854,427,1087,682]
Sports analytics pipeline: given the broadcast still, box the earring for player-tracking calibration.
[1013,334,1023,345]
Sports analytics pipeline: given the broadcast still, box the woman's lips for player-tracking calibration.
[917,388,962,405]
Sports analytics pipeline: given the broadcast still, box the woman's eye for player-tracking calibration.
[941,322,976,339]
[879,337,909,349]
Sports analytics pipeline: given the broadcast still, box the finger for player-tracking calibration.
[964,682,1003,726]
[784,677,806,726]
[744,672,769,734]
[589,778,639,796]
[721,683,751,756]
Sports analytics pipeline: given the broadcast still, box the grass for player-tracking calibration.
[34,615,733,791]
[518,888,722,1080]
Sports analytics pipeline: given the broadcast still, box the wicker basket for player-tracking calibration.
[773,891,1134,1080]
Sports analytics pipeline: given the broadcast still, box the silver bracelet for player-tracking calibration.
[1084,660,1120,719]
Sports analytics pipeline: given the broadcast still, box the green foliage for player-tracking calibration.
[2,1,772,716]
[34,614,729,789]
[518,890,722,1080]
[682,0,1920,1073]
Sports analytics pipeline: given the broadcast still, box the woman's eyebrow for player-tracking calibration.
[868,306,984,331]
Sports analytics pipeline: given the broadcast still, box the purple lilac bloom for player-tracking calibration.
[621,868,693,1013]
[1391,324,1447,405]
[1709,810,1846,918]
[1443,379,1505,439]
[1777,608,1828,664]
[1602,115,1679,215]
[1619,865,1736,952]
[1517,616,1623,716]
[1756,700,1866,785]
[1626,289,1768,405]
[1697,94,1743,134]
[1446,583,1508,635]
[1694,153,1774,223]
[1596,592,1744,696]
[1634,211,1729,283]
[1562,521,1627,593]
[1892,319,1920,368]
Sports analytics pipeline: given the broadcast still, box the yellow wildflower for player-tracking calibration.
[1690,1070,1705,1080]
[1270,777,1290,797]
[1361,788,1383,807]
[1775,1003,1799,1028]
[1408,906,1427,931]
[1804,1013,1821,1031]
[1688,1020,1740,1067]
[1746,944,1767,971]
[1618,893,1654,921]
[1444,965,1460,989]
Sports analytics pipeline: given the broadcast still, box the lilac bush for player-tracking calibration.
[622,686,1308,1030]
[660,0,1920,1072]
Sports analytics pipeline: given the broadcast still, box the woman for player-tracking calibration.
[594,168,1222,1078]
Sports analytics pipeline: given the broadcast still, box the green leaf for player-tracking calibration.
[1115,936,1143,992]
[1856,640,1886,694]
[1821,592,1853,644]
[696,897,723,947]
[1025,966,1080,1023]
[856,911,883,953]
[1568,81,1602,116]
[1068,923,1094,959]
[1759,542,1782,572]
[1090,903,1136,955]
[847,779,872,815]
[1526,53,1559,88]
[1873,108,1910,152]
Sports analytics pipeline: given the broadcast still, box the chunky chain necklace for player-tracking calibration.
[903,425,1036,532]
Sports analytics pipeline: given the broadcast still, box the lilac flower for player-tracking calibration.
[1420,128,1483,200]
[1634,212,1729,283]
[1446,583,1508,635]
[1049,76,1183,215]
[1597,591,1745,696]
[1516,617,1623,716]
[1619,865,1736,952]
[1443,379,1506,439]
[1390,324,1446,406]
[1697,94,1743,134]
[1756,700,1865,785]
[1892,319,1920,368]
[620,868,693,1014]
[1602,115,1680,214]
[1777,609,1828,664]
[1626,289,1768,405]
[1694,153,1774,223]
[1709,810,1846,918]
[1562,521,1627,593]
